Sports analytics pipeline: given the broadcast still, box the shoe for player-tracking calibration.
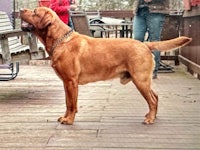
[153,74,157,79]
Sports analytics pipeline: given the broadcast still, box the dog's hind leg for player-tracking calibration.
[134,79,158,124]
[144,89,158,121]
[131,72,158,124]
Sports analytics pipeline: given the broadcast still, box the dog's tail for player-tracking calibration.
[144,36,192,52]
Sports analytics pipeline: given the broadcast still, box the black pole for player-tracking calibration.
[13,0,16,29]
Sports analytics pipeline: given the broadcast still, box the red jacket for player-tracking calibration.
[184,0,200,10]
[50,0,70,24]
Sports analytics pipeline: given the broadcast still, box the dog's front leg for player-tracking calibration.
[58,80,78,125]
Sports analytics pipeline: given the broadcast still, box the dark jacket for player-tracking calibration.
[133,0,170,15]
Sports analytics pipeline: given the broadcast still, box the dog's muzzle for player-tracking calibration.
[20,9,35,32]
[21,21,35,32]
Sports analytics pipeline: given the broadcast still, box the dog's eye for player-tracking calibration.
[33,9,40,17]
[34,9,37,14]
[34,9,39,15]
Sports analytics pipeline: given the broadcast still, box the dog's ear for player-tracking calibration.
[38,12,54,29]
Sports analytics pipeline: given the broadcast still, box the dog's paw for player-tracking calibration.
[143,118,155,125]
[58,116,74,125]
[144,113,156,124]
[143,115,156,124]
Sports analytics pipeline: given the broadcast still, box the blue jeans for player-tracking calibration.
[133,7,165,76]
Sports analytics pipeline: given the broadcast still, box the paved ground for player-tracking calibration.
[0,64,200,150]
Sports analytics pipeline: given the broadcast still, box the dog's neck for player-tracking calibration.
[49,29,73,56]
[36,20,72,56]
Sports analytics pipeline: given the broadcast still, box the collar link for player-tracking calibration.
[49,29,73,56]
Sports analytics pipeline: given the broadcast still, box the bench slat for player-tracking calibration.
[0,26,12,32]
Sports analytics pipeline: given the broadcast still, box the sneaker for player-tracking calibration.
[153,74,157,79]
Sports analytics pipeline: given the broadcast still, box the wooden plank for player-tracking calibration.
[183,5,200,17]
[161,55,179,65]
[71,13,92,36]
[0,65,200,149]
[0,29,26,38]
[100,10,133,19]
[179,55,200,77]
[181,16,200,64]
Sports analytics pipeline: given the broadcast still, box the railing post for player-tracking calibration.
[0,36,11,64]
[27,33,38,53]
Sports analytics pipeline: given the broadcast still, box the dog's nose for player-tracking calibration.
[20,8,25,13]
[20,8,29,13]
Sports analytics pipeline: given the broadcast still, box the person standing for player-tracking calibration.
[133,0,170,79]
[68,0,78,28]
[50,0,77,26]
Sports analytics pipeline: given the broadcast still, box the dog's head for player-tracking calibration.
[20,7,57,32]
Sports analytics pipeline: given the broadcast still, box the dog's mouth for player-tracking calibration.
[21,21,35,32]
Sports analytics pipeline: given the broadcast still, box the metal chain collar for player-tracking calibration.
[50,29,73,56]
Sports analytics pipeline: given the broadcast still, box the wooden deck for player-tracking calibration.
[0,64,200,150]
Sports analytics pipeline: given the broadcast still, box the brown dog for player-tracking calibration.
[20,7,192,125]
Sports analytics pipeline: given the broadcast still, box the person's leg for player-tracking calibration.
[146,13,165,78]
[133,8,148,42]
[68,16,74,29]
